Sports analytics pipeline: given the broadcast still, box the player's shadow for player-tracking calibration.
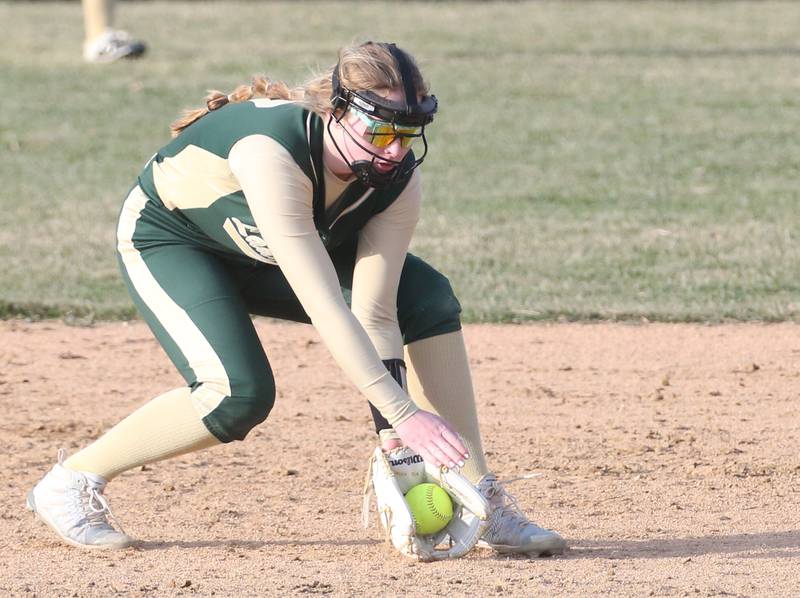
[136,538,381,551]
[564,530,800,560]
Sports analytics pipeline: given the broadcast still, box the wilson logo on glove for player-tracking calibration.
[389,453,424,467]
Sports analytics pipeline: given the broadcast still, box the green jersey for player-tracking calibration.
[136,99,414,263]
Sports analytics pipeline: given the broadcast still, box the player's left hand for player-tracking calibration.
[363,446,490,561]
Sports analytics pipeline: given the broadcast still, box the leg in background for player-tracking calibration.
[81,0,146,63]
[81,0,112,43]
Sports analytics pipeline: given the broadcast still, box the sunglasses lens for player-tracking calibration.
[367,123,396,148]
[353,109,422,149]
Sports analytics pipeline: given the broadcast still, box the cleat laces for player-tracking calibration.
[482,475,538,534]
[84,485,126,534]
[56,448,126,536]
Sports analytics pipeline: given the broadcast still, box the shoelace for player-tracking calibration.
[56,449,126,535]
[85,486,127,534]
[62,479,127,535]
[483,473,542,534]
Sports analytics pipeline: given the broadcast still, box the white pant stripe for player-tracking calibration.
[116,185,230,417]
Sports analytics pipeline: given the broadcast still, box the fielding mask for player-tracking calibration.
[328,43,438,188]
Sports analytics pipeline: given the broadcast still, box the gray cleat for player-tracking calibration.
[27,450,134,550]
[476,473,567,556]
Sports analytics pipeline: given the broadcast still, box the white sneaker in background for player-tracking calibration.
[477,473,566,556]
[83,29,147,63]
[27,449,134,549]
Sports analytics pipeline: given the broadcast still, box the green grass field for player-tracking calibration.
[1,1,798,322]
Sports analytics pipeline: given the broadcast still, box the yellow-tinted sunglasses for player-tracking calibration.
[352,109,423,149]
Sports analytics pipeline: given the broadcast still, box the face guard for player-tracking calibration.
[328,43,438,188]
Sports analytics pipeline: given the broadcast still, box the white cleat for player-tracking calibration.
[83,29,147,63]
[27,450,134,550]
[476,473,566,557]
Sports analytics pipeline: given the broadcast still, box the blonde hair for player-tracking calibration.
[170,42,431,137]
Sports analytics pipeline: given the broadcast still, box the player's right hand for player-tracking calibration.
[394,410,469,469]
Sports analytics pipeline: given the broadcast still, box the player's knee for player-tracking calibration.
[196,374,275,443]
[400,270,462,344]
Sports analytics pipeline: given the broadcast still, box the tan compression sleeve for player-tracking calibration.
[228,134,419,426]
[352,170,421,359]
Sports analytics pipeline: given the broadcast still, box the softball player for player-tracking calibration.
[27,41,565,557]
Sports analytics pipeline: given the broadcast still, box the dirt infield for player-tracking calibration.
[2,320,799,597]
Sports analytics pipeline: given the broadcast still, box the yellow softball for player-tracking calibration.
[404,482,454,535]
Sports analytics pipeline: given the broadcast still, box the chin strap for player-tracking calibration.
[348,159,403,188]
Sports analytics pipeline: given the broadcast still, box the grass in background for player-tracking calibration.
[1,1,799,322]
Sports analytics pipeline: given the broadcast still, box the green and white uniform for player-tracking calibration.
[117,99,461,442]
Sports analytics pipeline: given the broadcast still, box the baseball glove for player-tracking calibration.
[363,446,490,561]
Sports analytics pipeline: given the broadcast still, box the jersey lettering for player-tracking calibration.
[223,217,277,264]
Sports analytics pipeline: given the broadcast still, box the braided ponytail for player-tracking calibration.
[169,75,295,137]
